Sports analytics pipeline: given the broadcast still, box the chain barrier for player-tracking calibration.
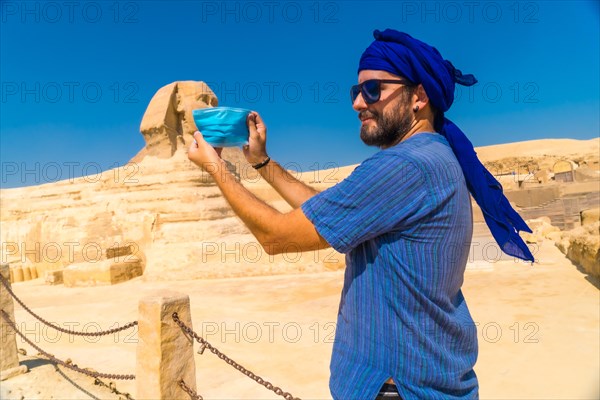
[93,376,135,400]
[179,379,203,400]
[1,274,300,397]
[0,273,138,337]
[1,309,135,380]
[172,312,301,400]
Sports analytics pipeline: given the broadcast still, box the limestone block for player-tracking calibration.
[33,263,65,284]
[523,217,560,243]
[581,208,600,226]
[136,291,196,400]
[22,267,31,281]
[0,264,20,373]
[63,256,144,287]
[105,244,133,259]
[45,270,64,285]
[12,267,23,283]
[527,217,553,230]
[520,231,538,244]
[565,223,600,278]
[539,223,561,238]
[0,364,28,381]
[556,222,600,279]
[545,231,562,243]
[30,266,38,280]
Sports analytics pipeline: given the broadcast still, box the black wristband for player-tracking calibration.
[252,156,271,170]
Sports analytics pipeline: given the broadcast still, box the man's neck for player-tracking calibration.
[382,118,436,149]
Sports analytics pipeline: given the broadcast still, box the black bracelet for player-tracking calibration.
[252,156,271,170]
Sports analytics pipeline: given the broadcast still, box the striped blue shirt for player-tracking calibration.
[301,133,478,399]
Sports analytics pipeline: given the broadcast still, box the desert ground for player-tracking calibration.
[1,240,599,400]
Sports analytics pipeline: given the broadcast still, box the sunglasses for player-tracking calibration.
[350,79,411,104]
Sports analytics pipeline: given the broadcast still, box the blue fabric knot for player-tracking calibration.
[358,29,534,262]
[445,60,478,86]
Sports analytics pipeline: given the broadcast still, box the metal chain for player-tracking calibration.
[93,377,135,400]
[172,312,301,400]
[179,379,203,400]
[1,309,135,380]
[0,273,138,337]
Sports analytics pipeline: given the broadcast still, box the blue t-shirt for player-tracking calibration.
[301,133,478,399]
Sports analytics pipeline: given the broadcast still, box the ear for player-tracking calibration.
[413,84,430,111]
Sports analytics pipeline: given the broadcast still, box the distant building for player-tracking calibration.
[553,160,577,183]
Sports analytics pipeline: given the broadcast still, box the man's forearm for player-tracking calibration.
[208,159,281,245]
[257,159,319,209]
[189,133,331,255]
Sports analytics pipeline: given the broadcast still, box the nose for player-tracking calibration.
[352,91,368,112]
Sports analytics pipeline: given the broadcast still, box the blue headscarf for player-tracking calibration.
[359,29,534,262]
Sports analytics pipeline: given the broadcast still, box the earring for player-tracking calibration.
[413,105,419,112]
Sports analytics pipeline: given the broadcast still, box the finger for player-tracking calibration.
[252,112,266,140]
[188,132,199,158]
[195,130,211,146]
[247,112,256,128]
[247,113,259,139]
[253,112,264,127]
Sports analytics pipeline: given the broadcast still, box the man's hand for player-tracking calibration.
[243,111,269,165]
[188,131,223,173]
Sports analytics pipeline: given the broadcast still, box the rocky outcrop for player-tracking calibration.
[555,208,600,279]
[581,208,600,226]
[520,217,561,244]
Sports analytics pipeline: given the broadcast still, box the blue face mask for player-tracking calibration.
[192,107,251,147]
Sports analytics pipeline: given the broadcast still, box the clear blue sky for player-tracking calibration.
[1,0,599,188]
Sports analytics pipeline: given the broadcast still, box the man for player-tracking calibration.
[188,29,533,400]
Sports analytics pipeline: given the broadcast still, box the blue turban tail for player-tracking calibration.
[359,29,534,262]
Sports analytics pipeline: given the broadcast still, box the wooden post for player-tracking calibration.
[0,264,28,380]
[136,290,197,399]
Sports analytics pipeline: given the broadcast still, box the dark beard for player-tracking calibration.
[360,104,414,148]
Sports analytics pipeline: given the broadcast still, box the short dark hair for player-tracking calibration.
[432,105,444,132]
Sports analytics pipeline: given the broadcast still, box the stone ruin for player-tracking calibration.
[0,81,344,286]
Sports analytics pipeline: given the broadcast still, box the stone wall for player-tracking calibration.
[555,208,600,280]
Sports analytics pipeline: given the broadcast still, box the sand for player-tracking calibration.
[475,138,600,161]
[1,240,599,400]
